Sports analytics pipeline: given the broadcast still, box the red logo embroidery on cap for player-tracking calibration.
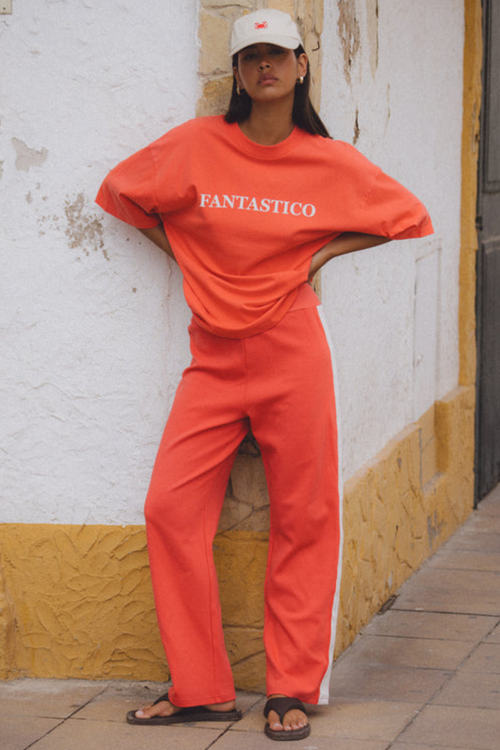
[254,21,268,29]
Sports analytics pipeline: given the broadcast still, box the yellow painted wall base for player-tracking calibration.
[337,385,475,655]
[0,385,474,687]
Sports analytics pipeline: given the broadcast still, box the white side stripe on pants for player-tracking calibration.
[317,304,344,705]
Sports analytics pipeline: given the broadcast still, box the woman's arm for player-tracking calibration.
[308,232,389,281]
[138,225,177,263]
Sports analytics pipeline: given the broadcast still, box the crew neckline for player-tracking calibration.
[224,117,306,159]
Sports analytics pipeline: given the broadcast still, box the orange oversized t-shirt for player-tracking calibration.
[96,116,433,338]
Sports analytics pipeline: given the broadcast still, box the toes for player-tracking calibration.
[267,710,284,731]
[267,708,308,733]
[136,699,175,719]
[283,710,308,731]
[134,704,152,718]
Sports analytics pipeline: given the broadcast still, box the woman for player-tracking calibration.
[96,9,433,741]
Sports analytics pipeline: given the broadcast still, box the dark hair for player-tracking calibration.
[225,46,331,139]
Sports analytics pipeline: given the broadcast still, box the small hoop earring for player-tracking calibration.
[297,76,304,85]
[236,85,242,95]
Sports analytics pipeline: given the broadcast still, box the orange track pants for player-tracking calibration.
[144,286,343,707]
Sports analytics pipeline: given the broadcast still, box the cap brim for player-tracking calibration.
[231,34,301,56]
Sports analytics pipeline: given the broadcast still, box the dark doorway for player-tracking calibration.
[476,0,500,501]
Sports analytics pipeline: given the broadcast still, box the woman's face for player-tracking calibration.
[234,43,307,104]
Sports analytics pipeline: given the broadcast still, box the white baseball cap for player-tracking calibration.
[230,9,303,57]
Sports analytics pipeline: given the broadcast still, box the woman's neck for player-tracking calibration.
[239,100,295,145]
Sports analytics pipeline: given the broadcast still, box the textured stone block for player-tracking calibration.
[199,11,231,76]
[196,77,233,117]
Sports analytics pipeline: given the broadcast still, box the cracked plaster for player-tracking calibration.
[11,138,49,172]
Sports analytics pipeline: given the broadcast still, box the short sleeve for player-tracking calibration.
[362,167,434,240]
[326,142,434,240]
[95,146,162,229]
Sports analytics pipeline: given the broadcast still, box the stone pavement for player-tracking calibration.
[2,485,499,750]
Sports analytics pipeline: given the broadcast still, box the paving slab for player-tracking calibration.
[0,678,107,718]
[0,715,63,750]
[396,704,500,749]
[340,634,474,671]
[395,568,500,616]
[307,699,421,742]
[459,642,500,673]
[367,610,497,642]
[328,660,451,703]
[431,671,500,710]
[443,527,500,553]
[215,729,388,750]
[456,510,500,533]
[425,547,500,571]
[28,717,225,750]
[485,621,500,643]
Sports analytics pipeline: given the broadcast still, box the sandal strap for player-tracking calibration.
[152,690,207,714]
[263,696,307,721]
[152,690,172,706]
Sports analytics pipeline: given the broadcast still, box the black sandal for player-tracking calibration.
[126,690,242,725]
[263,696,310,741]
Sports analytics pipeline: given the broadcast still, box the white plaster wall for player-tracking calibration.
[320,0,464,480]
[0,0,198,524]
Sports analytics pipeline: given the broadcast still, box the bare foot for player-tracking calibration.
[134,696,236,720]
[266,694,309,733]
